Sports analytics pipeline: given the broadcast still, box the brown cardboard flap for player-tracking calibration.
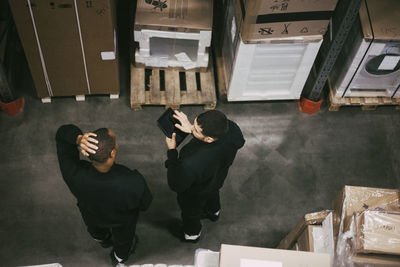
[135,0,213,31]
[277,210,331,249]
[247,0,338,16]
[360,0,400,41]
[239,0,338,41]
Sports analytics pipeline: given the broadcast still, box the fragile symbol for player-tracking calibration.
[86,1,93,8]
[281,23,290,34]
[300,27,309,33]
[145,0,168,11]
[259,27,274,35]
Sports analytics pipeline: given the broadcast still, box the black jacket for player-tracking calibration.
[165,120,245,196]
[56,124,152,227]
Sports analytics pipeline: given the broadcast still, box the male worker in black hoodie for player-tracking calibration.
[56,125,152,266]
[165,110,245,242]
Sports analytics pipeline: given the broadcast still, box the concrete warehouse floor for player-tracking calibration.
[1,1,400,267]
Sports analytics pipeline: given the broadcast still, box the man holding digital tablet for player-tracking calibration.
[164,110,245,242]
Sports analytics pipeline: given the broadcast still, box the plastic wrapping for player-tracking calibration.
[194,249,219,267]
[333,186,400,267]
[355,211,400,255]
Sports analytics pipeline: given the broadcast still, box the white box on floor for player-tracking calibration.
[219,244,331,267]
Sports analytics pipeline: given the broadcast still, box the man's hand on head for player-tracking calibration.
[173,110,192,134]
[76,132,98,157]
[166,133,177,150]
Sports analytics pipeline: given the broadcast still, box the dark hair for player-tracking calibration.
[196,110,229,139]
[88,128,115,163]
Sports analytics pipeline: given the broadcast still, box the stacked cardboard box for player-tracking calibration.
[279,185,400,267]
[330,0,400,98]
[218,0,337,101]
[8,0,119,101]
[133,0,213,70]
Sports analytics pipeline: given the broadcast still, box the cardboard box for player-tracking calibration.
[236,0,338,43]
[133,0,213,69]
[355,211,400,255]
[332,185,400,237]
[278,210,331,249]
[9,0,119,98]
[134,0,213,32]
[219,244,331,267]
[296,225,322,252]
[329,0,400,98]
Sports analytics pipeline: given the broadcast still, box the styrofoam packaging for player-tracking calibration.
[134,30,212,69]
[194,249,219,267]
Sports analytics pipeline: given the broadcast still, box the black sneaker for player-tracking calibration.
[168,223,200,243]
[109,235,139,266]
[100,233,113,248]
[110,250,122,266]
[201,211,220,222]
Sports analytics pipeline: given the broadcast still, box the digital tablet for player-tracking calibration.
[157,108,188,146]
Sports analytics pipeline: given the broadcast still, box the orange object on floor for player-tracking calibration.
[0,98,25,115]
[298,97,323,114]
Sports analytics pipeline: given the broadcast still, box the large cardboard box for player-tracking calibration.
[219,244,331,267]
[355,211,400,256]
[219,0,323,101]
[9,0,119,98]
[329,0,400,98]
[236,0,338,43]
[134,0,213,32]
[332,185,400,237]
[133,0,213,69]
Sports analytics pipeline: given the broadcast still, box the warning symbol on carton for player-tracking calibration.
[300,27,309,33]
[281,23,290,34]
[259,27,274,35]
[86,1,93,8]
[145,0,168,11]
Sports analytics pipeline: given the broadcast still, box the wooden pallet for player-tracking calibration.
[328,83,400,111]
[130,63,217,110]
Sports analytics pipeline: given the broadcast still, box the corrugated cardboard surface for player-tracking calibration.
[355,211,400,255]
[135,0,213,31]
[296,225,322,252]
[332,185,400,237]
[9,0,119,98]
[219,244,331,267]
[360,0,400,41]
[238,0,337,42]
[77,0,119,95]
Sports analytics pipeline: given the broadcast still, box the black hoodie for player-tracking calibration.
[165,120,245,196]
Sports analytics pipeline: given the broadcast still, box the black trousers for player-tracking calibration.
[177,191,221,236]
[86,213,139,261]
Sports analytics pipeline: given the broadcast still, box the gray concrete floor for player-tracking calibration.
[1,60,400,266]
[1,2,400,266]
